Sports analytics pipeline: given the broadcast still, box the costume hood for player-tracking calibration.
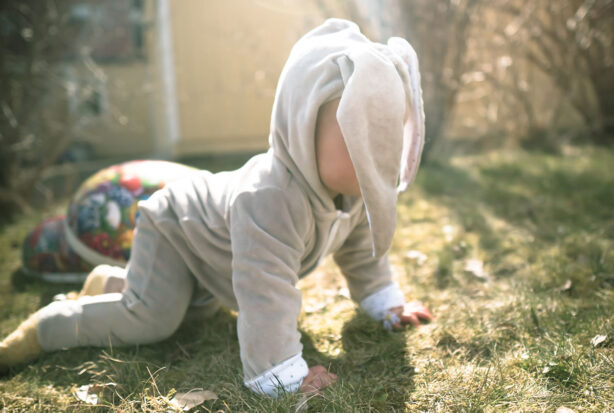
[269,19,425,257]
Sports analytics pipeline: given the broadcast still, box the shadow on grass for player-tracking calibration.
[5,309,416,411]
[415,151,614,291]
[10,268,82,301]
[420,153,614,245]
[5,309,243,401]
[0,269,81,328]
[301,313,415,409]
[4,294,415,410]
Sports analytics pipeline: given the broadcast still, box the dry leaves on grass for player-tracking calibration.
[590,334,607,347]
[557,279,572,292]
[169,389,218,411]
[406,250,428,266]
[464,259,490,281]
[442,225,456,242]
[74,383,116,405]
[336,287,350,299]
[303,301,327,314]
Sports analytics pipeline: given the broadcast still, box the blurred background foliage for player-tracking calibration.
[0,0,613,217]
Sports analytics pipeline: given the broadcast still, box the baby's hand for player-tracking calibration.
[299,365,338,394]
[388,301,434,330]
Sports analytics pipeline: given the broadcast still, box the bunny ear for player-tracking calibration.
[387,37,425,193]
[335,45,407,257]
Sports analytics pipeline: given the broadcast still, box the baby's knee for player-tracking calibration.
[133,314,181,343]
[120,294,185,343]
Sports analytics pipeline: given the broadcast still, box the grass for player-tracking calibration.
[1,144,613,412]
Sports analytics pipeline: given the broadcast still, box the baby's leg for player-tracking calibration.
[37,213,195,350]
[1,214,194,369]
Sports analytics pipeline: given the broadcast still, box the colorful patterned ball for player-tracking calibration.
[22,215,92,282]
[22,160,195,281]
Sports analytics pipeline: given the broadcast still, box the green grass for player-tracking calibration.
[1,145,613,411]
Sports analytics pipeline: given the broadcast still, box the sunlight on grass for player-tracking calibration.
[1,145,613,411]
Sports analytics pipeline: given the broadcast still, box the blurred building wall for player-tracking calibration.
[169,0,322,156]
[75,62,155,158]
[65,0,385,159]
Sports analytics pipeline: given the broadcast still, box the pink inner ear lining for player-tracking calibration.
[386,36,425,193]
[403,102,410,124]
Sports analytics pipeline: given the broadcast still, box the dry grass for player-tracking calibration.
[1,144,613,412]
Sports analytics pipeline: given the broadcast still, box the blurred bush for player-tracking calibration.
[0,1,94,216]
[0,0,145,217]
[390,0,613,153]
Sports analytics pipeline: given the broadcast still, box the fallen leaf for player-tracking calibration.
[556,407,576,413]
[590,334,607,347]
[442,225,455,242]
[169,389,217,411]
[557,279,572,292]
[303,302,326,314]
[74,385,99,405]
[74,383,116,405]
[464,259,490,281]
[336,287,350,299]
[406,250,427,266]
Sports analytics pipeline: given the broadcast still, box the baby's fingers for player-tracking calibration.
[400,313,421,327]
[418,306,434,320]
[299,366,338,394]
[414,309,434,322]
[405,302,435,321]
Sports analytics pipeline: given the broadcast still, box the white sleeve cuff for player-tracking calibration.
[244,353,309,398]
[360,283,405,320]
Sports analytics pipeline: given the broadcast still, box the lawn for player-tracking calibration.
[1,145,613,412]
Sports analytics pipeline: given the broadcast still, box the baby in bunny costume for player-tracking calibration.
[0,19,433,396]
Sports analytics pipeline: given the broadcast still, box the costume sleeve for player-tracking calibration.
[333,213,405,321]
[229,188,311,397]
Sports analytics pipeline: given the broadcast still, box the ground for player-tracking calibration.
[1,145,613,412]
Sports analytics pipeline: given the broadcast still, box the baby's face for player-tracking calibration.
[315,98,361,199]
[315,98,410,200]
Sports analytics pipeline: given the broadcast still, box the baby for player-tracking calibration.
[0,19,432,396]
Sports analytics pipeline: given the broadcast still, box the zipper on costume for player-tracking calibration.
[319,211,343,261]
